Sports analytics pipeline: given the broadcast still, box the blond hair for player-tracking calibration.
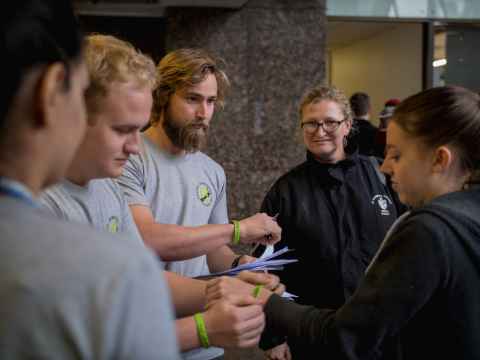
[151,48,230,123]
[84,34,157,114]
[299,85,353,123]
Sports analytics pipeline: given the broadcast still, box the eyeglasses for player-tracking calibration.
[301,119,344,134]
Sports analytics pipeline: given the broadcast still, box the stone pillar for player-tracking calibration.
[166,0,326,220]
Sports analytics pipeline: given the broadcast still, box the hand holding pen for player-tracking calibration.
[232,212,281,246]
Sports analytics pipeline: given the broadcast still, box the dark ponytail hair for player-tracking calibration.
[393,86,480,183]
[2,0,83,124]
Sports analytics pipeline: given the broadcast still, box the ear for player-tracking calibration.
[34,63,68,128]
[432,145,453,174]
[344,119,353,136]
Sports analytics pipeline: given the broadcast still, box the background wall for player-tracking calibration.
[328,22,423,124]
[166,0,327,223]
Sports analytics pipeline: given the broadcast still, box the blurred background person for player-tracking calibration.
[374,98,401,158]
[349,91,378,156]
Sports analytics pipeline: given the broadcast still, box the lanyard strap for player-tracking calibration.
[0,178,37,207]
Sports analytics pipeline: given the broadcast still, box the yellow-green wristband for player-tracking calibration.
[231,220,241,245]
[194,313,210,348]
[253,284,264,298]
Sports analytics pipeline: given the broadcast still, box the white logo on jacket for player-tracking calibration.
[371,194,392,216]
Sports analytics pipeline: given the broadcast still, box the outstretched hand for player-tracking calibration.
[239,213,281,246]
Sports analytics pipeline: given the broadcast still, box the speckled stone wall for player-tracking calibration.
[166,0,326,221]
[166,2,326,358]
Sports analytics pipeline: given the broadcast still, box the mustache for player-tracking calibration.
[187,121,209,131]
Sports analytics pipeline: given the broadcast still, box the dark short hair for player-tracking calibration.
[349,92,371,118]
[1,0,83,123]
[393,86,480,181]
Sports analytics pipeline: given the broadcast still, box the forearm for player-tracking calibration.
[165,271,206,317]
[176,316,201,352]
[263,294,335,348]
[139,222,234,261]
[207,245,237,273]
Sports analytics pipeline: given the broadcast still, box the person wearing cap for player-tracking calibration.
[379,98,401,130]
[374,98,401,158]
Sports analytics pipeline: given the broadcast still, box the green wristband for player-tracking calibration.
[194,313,210,348]
[253,284,264,298]
[231,220,241,245]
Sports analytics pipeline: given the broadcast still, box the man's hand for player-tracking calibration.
[265,342,291,360]
[238,255,256,266]
[237,271,283,293]
[206,276,256,308]
[205,272,284,308]
[239,213,281,245]
[203,295,265,348]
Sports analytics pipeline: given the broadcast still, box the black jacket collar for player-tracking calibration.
[306,149,359,184]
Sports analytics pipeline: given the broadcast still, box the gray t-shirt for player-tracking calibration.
[118,136,227,360]
[118,136,229,278]
[0,196,180,359]
[40,178,145,247]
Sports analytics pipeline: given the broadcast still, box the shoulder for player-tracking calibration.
[38,183,72,216]
[40,183,70,201]
[99,178,123,195]
[125,136,153,168]
[273,161,309,187]
[389,205,455,250]
[414,191,479,229]
[264,161,309,199]
[3,204,154,272]
[354,155,386,182]
[194,152,226,177]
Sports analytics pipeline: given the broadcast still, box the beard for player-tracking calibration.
[162,112,209,153]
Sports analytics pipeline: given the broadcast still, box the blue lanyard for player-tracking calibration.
[0,178,37,207]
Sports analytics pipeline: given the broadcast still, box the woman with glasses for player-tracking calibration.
[255,85,404,359]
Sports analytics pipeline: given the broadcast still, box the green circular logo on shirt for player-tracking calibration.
[107,216,120,233]
[197,183,213,206]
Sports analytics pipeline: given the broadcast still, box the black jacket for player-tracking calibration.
[256,151,403,309]
[350,118,378,156]
[263,186,480,360]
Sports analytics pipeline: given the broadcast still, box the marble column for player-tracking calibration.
[166,0,326,221]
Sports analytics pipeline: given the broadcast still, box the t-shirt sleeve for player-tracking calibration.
[101,251,179,358]
[117,154,150,207]
[263,213,450,358]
